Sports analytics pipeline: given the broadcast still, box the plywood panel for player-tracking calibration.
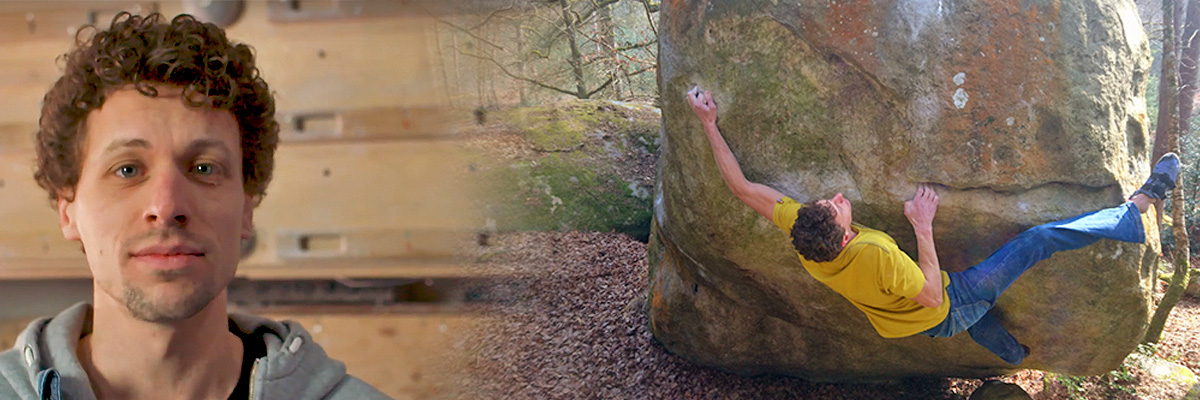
[0,1,446,125]
[0,2,158,125]
[0,258,530,281]
[0,259,85,280]
[279,107,465,142]
[0,123,37,154]
[265,0,429,22]
[260,312,474,400]
[0,2,157,44]
[246,140,481,265]
[0,318,33,350]
[256,141,478,230]
[0,150,58,236]
[211,1,444,112]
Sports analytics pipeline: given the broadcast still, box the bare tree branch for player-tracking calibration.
[615,38,657,53]
[437,17,507,51]
[578,32,657,68]
[639,0,659,34]
[575,0,621,26]
[625,65,654,77]
[452,45,582,97]
[464,2,517,32]
[531,0,622,50]
[587,73,618,97]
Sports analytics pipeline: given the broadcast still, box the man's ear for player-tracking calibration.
[841,231,852,248]
[241,194,256,240]
[57,193,80,241]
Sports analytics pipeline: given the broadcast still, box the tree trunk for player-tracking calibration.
[432,23,454,107]
[1145,0,1193,346]
[488,21,498,107]
[597,1,619,98]
[1154,0,1184,160]
[1181,0,1199,135]
[560,0,588,99]
[451,30,462,105]
[1144,155,1193,345]
[475,27,485,106]
[516,22,528,105]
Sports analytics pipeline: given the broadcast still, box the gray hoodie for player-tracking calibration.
[0,303,392,400]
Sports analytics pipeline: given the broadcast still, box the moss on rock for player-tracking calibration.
[469,100,660,241]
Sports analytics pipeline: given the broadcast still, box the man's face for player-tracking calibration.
[58,86,252,323]
[816,192,853,233]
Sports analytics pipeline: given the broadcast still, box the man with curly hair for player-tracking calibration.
[686,86,1178,366]
[0,13,389,400]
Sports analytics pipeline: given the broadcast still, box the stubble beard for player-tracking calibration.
[117,227,231,323]
[122,269,222,323]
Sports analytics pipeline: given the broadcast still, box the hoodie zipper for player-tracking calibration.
[247,359,260,400]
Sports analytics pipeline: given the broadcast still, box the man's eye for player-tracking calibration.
[115,165,139,178]
[193,163,217,175]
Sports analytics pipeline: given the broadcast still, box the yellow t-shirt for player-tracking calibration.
[772,197,951,338]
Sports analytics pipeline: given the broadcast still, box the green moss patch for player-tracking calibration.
[468,100,660,241]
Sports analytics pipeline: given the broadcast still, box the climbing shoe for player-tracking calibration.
[1132,152,1180,200]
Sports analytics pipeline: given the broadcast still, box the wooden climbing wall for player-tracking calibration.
[0,0,482,278]
[0,1,486,398]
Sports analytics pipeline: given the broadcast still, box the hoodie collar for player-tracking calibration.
[15,302,94,400]
[14,302,349,400]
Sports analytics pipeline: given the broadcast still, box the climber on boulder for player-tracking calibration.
[685,86,1178,365]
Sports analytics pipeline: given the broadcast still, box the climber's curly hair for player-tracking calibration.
[34,12,278,203]
[789,202,846,262]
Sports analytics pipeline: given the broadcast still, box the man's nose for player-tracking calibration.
[143,168,190,227]
[833,193,844,203]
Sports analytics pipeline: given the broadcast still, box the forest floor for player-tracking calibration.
[448,230,1200,399]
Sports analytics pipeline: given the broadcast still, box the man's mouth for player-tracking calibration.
[129,244,205,269]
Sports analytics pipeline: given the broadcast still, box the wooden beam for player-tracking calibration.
[273,228,473,260]
[0,259,88,280]
[278,107,468,142]
[235,259,517,280]
[0,233,82,259]
[0,258,515,281]
[0,1,447,125]
[266,0,426,23]
[0,106,470,155]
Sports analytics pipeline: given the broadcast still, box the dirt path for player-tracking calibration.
[450,231,1199,399]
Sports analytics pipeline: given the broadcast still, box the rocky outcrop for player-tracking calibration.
[650,0,1159,381]
[1127,354,1200,399]
[469,100,659,241]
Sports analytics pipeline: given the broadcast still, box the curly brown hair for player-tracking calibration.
[34,12,278,203]
[790,202,846,262]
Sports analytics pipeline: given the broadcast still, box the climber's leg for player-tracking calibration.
[955,201,1144,305]
[966,309,1030,365]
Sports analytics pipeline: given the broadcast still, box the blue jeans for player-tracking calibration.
[919,202,1146,364]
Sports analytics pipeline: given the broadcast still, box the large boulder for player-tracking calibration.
[649,0,1160,381]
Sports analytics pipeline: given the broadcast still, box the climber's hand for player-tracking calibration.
[904,183,939,235]
[687,86,718,126]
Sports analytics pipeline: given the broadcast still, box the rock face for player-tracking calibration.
[649,0,1160,381]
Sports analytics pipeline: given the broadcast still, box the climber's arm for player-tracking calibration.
[687,87,785,220]
[904,184,945,308]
